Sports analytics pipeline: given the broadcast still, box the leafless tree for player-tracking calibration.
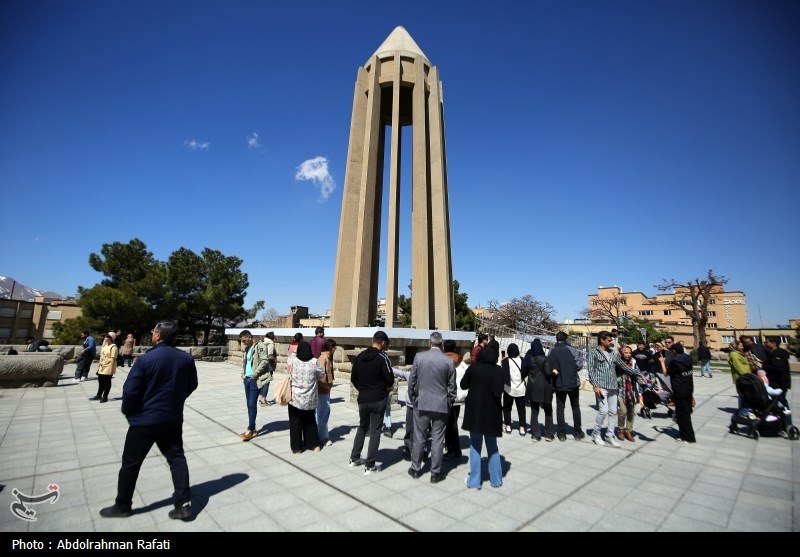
[587,293,628,326]
[654,269,728,347]
[486,295,559,333]
[259,307,281,328]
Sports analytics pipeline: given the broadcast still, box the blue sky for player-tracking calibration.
[2,0,798,328]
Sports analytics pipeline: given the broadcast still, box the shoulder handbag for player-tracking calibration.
[274,375,292,406]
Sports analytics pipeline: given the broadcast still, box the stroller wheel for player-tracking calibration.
[751,429,760,440]
[789,426,800,441]
[729,423,737,434]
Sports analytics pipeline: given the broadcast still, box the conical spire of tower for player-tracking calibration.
[369,26,429,63]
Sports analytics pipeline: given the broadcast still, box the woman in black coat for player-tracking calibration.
[523,338,554,442]
[461,344,504,489]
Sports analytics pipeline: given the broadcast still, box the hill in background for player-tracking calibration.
[0,275,66,301]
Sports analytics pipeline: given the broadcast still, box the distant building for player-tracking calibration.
[0,296,81,344]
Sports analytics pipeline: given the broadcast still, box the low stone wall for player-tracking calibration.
[0,354,64,387]
[0,345,228,363]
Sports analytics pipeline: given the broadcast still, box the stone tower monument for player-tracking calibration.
[330,26,454,330]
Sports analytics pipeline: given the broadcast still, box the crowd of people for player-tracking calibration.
[81,322,792,521]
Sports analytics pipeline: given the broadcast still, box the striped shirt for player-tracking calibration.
[588,347,643,390]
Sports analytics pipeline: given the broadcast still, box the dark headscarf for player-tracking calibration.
[477,344,499,364]
[296,341,313,362]
[531,338,545,357]
[507,343,520,358]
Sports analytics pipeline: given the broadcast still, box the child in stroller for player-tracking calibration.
[639,371,673,419]
[729,372,799,440]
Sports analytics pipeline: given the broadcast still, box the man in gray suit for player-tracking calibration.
[408,332,457,483]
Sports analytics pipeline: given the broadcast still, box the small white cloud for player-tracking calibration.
[246,132,261,149]
[184,139,210,151]
[295,156,336,202]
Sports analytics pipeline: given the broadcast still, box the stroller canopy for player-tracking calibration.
[736,373,770,411]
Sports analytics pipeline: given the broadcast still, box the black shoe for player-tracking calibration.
[168,503,192,521]
[100,398,108,403]
[348,458,365,468]
[574,430,586,441]
[401,447,411,461]
[443,451,461,460]
[99,504,132,518]
[557,434,567,442]
[89,396,101,401]
[382,427,393,438]
[407,467,423,479]
[430,473,446,484]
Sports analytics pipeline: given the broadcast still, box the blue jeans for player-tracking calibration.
[317,393,331,441]
[700,360,712,377]
[383,398,392,429]
[258,381,270,402]
[243,377,259,432]
[467,431,502,489]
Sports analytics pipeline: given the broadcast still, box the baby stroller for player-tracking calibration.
[639,372,673,419]
[729,374,799,440]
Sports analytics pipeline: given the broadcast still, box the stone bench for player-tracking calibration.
[0,354,65,388]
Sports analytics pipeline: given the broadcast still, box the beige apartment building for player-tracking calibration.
[587,285,750,351]
[0,296,81,344]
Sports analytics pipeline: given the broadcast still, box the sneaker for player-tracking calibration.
[168,503,192,521]
[607,436,621,448]
[325,440,333,446]
[382,427,393,438]
[557,434,567,442]
[545,436,554,442]
[778,430,789,439]
[574,430,586,441]
[675,438,685,443]
[99,504,132,518]
[348,458,365,468]
[313,446,321,452]
[531,436,541,443]
[364,464,380,475]
[89,395,101,401]
[80,377,86,382]
[74,378,80,383]
[592,434,603,446]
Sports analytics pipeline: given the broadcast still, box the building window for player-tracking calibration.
[0,308,14,318]
[707,311,716,317]
[621,311,628,317]
[664,310,672,316]
[721,335,735,344]
[707,323,717,329]
[591,300,598,306]
[709,299,716,305]
[638,310,653,316]
[19,309,33,319]
[0,327,11,340]
[46,310,62,320]
[620,298,627,306]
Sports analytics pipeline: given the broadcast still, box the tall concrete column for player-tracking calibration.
[331,26,454,330]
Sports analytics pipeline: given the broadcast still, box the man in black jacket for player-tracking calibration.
[549,331,585,441]
[762,336,793,431]
[349,331,395,475]
[697,342,712,378]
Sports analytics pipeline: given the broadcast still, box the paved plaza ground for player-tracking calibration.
[0,359,797,535]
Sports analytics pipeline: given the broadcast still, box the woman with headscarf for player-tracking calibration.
[91,333,118,403]
[616,345,642,442]
[726,340,750,409]
[288,341,325,453]
[501,343,527,435]
[523,338,554,442]
[461,344,504,489]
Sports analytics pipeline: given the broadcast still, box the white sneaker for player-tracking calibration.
[608,436,621,448]
[364,464,380,475]
[80,377,86,382]
[74,378,80,383]
[592,434,603,446]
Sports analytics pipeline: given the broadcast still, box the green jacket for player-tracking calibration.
[242,341,274,388]
[728,350,750,383]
